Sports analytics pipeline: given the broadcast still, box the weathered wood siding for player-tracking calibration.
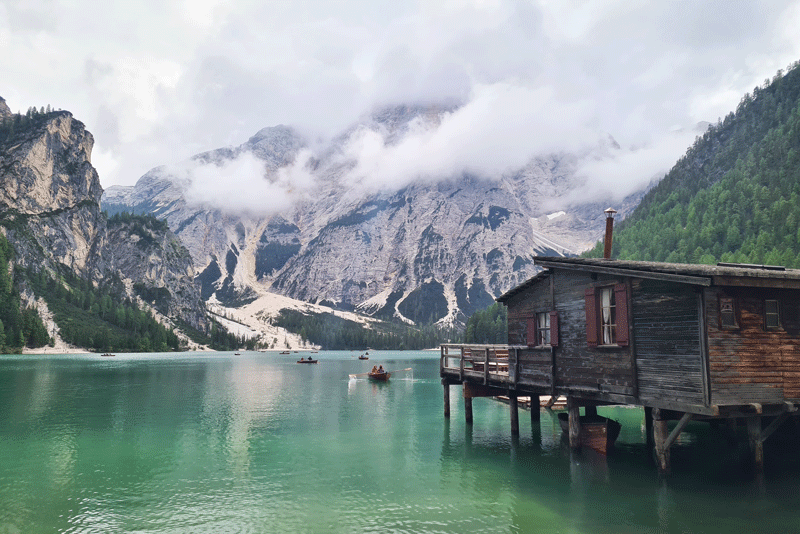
[631,279,704,405]
[505,275,552,389]
[552,270,634,396]
[706,287,800,404]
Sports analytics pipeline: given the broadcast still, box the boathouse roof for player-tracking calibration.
[497,257,800,302]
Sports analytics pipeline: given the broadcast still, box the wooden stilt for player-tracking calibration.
[644,407,654,450]
[531,397,541,423]
[464,395,473,425]
[653,408,670,474]
[567,397,581,450]
[442,380,450,418]
[585,405,598,418]
[747,416,764,471]
[510,395,519,436]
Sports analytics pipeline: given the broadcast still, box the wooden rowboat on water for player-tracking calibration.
[297,358,319,364]
[368,371,390,381]
[557,413,621,454]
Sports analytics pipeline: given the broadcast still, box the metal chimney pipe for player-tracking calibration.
[603,208,617,259]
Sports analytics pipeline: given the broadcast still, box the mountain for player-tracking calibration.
[0,104,208,351]
[103,105,645,332]
[589,60,800,266]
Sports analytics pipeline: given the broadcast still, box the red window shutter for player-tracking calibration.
[584,287,597,347]
[527,318,536,347]
[549,311,559,347]
[615,283,629,346]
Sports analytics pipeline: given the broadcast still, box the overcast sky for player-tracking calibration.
[2,0,800,194]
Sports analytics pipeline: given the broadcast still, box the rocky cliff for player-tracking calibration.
[0,104,208,335]
[104,105,645,328]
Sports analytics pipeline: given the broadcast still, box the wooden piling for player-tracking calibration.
[442,380,450,418]
[531,396,541,423]
[464,395,473,425]
[644,407,653,449]
[567,397,581,450]
[653,408,670,474]
[510,395,519,436]
[747,416,764,471]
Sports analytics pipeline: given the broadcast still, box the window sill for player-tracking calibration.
[527,345,552,350]
[595,344,626,350]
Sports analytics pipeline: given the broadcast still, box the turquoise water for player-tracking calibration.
[0,350,799,533]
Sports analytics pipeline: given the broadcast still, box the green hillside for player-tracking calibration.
[586,60,800,267]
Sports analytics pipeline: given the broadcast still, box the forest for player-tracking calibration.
[585,60,800,266]
[0,234,50,352]
[273,308,461,350]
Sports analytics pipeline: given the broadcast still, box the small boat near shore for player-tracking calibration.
[297,358,318,364]
[101,353,115,357]
[358,354,369,360]
[557,412,621,454]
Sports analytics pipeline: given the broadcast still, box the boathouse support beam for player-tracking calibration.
[663,412,693,451]
[747,417,764,470]
[567,397,581,450]
[653,408,670,474]
[442,379,450,419]
[531,396,541,422]
[510,395,519,436]
[464,396,473,425]
[644,407,654,450]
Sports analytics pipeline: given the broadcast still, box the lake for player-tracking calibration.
[0,350,799,533]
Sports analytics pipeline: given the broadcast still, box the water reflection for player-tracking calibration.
[1,352,800,533]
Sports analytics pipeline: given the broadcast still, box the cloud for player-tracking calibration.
[1,0,799,192]
[183,151,316,216]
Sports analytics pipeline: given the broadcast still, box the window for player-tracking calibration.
[719,297,737,328]
[536,312,550,346]
[585,284,629,347]
[765,299,780,329]
[526,311,559,347]
[600,287,616,345]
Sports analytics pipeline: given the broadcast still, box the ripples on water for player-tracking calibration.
[0,351,799,533]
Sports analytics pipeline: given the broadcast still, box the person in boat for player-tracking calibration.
[371,365,378,374]
[378,365,385,374]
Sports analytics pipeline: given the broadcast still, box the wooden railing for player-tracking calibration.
[441,344,525,385]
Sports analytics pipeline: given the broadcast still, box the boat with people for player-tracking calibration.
[557,412,621,454]
[297,357,318,364]
[368,365,389,381]
[368,370,390,381]
[101,353,115,357]
[358,354,369,360]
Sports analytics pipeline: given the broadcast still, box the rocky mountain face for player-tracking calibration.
[0,105,207,334]
[0,110,106,279]
[103,105,645,327]
[104,216,206,331]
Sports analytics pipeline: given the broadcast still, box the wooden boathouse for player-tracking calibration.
[441,256,800,473]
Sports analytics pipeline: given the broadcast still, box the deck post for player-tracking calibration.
[464,392,473,425]
[531,396,541,422]
[653,408,670,474]
[442,379,450,418]
[567,397,581,450]
[510,394,519,436]
[747,416,764,471]
[644,407,654,450]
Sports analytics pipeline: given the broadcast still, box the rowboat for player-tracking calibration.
[358,355,369,360]
[297,358,318,364]
[368,371,390,381]
[557,413,621,454]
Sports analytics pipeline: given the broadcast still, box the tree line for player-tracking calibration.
[0,234,51,353]
[586,60,800,267]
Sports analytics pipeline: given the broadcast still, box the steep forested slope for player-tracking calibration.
[587,60,800,266]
